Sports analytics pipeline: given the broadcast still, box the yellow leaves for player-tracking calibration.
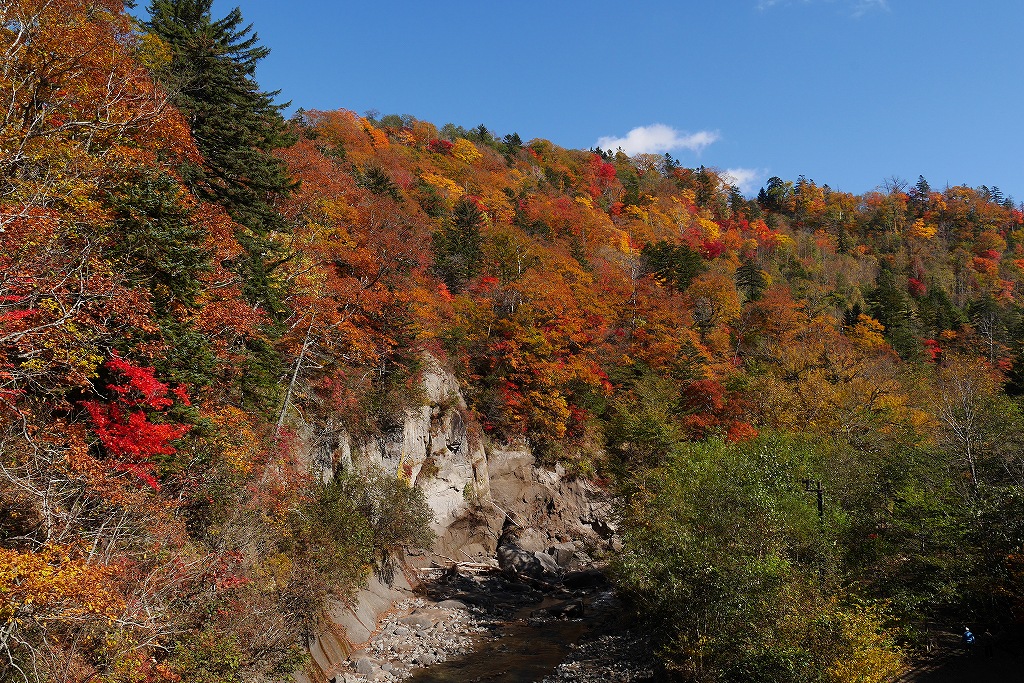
[0,545,125,624]
[646,204,673,230]
[206,406,261,473]
[315,197,360,230]
[261,552,294,590]
[623,205,650,223]
[135,31,172,71]
[420,172,464,202]
[611,228,633,255]
[823,603,906,683]
[524,389,569,440]
[696,216,721,240]
[685,272,741,328]
[908,218,937,240]
[482,188,516,223]
[574,195,593,209]
[744,293,915,440]
[506,168,528,191]
[848,314,887,349]
[674,190,697,208]
[452,138,482,164]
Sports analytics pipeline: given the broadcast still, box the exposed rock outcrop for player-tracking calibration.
[292,354,617,683]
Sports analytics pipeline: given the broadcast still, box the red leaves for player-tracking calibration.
[701,239,726,259]
[83,403,188,455]
[0,308,36,323]
[104,353,178,409]
[172,385,192,406]
[81,355,191,491]
[679,379,756,443]
[907,278,927,298]
[589,154,618,184]
[427,139,454,155]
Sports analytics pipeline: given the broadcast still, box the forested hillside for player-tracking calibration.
[2,1,1023,681]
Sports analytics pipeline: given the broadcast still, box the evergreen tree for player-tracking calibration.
[758,176,791,213]
[146,0,296,317]
[837,224,851,254]
[354,165,403,202]
[736,257,767,301]
[640,241,704,292]
[728,185,746,218]
[104,170,211,312]
[868,269,922,358]
[502,132,522,162]
[693,165,714,208]
[432,198,484,292]
[918,287,965,338]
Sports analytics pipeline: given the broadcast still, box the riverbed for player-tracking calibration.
[334,566,654,683]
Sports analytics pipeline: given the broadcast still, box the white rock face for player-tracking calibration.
[362,354,492,537]
[293,355,496,683]
[292,353,616,683]
[293,353,492,526]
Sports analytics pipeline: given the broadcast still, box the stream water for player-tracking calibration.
[392,563,654,683]
[409,616,587,682]
[409,595,602,683]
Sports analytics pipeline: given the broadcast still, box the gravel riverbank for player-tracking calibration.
[330,563,654,683]
[335,596,491,682]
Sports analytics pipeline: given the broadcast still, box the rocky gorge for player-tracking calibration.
[289,356,645,683]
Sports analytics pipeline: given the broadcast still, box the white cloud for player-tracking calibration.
[722,168,767,196]
[596,124,719,157]
[852,0,889,16]
[757,0,889,15]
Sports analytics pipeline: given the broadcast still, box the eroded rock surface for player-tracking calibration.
[293,355,622,683]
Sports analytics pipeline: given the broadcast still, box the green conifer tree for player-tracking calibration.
[146,0,296,317]
[432,198,484,293]
[640,241,704,292]
[105,170,211,312]
[736,257,767,301]
[868,269,922,358]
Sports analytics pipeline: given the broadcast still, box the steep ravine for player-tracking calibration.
[292,356,627,683]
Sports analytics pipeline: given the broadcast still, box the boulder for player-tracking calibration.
[547,541,578,567]
[436,599,468,610]
[399,611,438,630]
[497,544,560,581]
[547,598,585,619]
[353,657,377,676]
[414,652,437,666]
[534,550,561,575]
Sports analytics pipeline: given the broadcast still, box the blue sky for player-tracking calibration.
[201,0,1022,199]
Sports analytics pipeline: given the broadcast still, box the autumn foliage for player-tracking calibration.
[80,354,191,490]
[3,0,1024,680]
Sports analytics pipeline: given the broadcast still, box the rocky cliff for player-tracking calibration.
[292,355,616,683]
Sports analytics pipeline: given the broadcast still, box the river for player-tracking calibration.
[408,586,653,683]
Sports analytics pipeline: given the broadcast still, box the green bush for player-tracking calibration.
[288,467,434,601]
[613,434,904,682]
